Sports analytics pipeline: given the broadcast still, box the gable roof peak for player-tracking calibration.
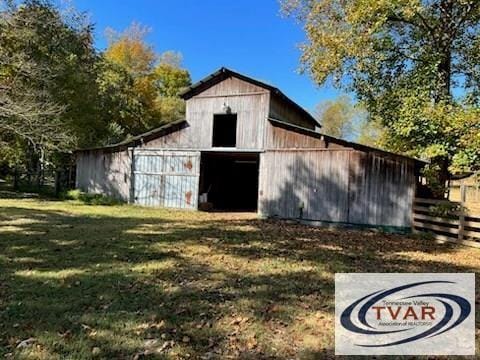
[180,67,320,127]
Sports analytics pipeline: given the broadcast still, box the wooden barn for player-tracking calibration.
[75,67,425,229]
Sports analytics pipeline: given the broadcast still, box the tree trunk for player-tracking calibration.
[437,52,451,101]
[436,0,454,102]
[13,167,19,191]
[429,0,454,198]
[438,157,450,199]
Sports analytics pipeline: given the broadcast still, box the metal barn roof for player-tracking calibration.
[76,119,187,153]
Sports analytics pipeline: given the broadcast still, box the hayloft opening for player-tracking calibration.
[212,114,237,147]
[199,152,259,211]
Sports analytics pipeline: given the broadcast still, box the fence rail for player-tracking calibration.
[413,197,480,248]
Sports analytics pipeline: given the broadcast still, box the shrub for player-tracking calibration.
[429,202,464,218]
[64,189,82,200]
[62,189,122,205]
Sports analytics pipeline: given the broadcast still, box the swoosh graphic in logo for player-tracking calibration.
[340,281,471,347]
[341,289,410,335]
[405,293,471,338]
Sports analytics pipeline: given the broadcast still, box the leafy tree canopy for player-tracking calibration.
[283,0,480,191]
[314,95,386,147]
[0,0,103,171]
[315,95,356,139]
[0,0,191,175]
[105,23,156,77]
[103,24,191,136]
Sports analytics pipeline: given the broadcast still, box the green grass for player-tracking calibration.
[0,193,479,359]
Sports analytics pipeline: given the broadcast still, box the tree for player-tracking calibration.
[104,23,159,133]
[0,1,193,183]
[356,118,387,149]
[104,24,191,134]
[314,96,356,139]
[0,0,103,174]
[95,59,143,142]
[283,0,480,195]
[155,51,191,97]
[154,51,191,123]
[105,23,156,77]
[314,96,386,147]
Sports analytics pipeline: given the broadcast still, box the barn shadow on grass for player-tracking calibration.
[0,198,478,358]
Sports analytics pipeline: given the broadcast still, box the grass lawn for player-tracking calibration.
[0,194,479,359]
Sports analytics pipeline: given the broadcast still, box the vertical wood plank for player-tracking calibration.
[459,180,466,241]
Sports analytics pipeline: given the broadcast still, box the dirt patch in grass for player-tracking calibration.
[0,198,478,359]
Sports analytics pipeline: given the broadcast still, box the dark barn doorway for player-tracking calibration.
[212,114,237,147]
[199,152,259,211]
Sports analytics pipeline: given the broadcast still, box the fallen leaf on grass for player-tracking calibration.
[229,316,249,326]
[156,340,175,353]
[58,330,72,340]
[144,339,159,348]
[246,336,257,350]
[16,337,36,349]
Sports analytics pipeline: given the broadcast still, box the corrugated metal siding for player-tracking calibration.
[75,149,132,201]
[133,150,200,209]
[259,150,415,227]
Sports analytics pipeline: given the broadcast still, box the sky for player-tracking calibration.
[73,0,343,113]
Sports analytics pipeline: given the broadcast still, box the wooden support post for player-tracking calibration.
[458,181,466,242]
[55,170,61,197]
[13,167,19,191]
[68,165,74,189]
[461,180,467,203]
[35,167,41,191]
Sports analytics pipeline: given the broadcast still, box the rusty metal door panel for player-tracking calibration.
[133,149,200,209]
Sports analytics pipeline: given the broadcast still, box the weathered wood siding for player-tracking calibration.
[140,126,191,149]
[259,150,415,227]
[269,95,316,130]
[75,149,132,201]
[265,122,348,150]
[144,76,270,150]
[347,152,415,227]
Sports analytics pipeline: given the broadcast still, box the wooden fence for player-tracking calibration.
[413,197,480,248]
[12,167,75,196]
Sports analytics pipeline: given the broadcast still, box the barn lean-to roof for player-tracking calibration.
[267,117,427,166]
[76,119,188,153]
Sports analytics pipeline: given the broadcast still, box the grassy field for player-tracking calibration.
[0,194,479,359]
